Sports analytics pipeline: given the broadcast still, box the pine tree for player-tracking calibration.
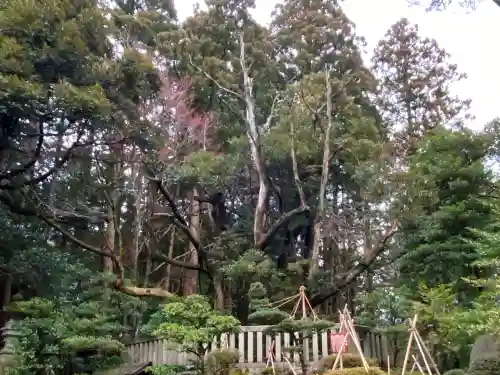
[0,0,112,206]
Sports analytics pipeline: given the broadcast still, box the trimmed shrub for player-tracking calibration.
[230,369,250,375]
[206,349,240,375]
[260,367,294,375]
[321,354,379,371]
[443,370,466,375]
[323,366,387,375]
[391,369,422,375]
[469,355,500,375]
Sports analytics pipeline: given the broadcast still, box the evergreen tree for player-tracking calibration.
[0,0,112,211]
[372,18,470,152]
[398,127,494,301]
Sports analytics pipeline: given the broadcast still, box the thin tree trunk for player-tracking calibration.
[103,204,115,274]
[163,225,176,291]
[184,187,200,295]
[364,203,374,292]
[310,67,335,277]
[214,277,225,311]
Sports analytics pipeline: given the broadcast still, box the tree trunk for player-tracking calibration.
[363,203,374,292]
[214,277,225,311]
[183,187,200,295]
[309,67,334,277]
[103,205,115,274]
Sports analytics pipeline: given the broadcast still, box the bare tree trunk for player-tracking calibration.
[239,33,269,247]
[310,67,335,277]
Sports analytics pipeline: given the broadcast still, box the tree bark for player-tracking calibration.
[309,67,335,277]
[183,187,200,295]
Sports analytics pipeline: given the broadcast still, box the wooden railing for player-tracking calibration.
[126,325,387,372]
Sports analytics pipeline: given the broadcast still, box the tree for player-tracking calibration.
[7,267,142,375]
[372,18,470,153]
[0,0,112,218]
[397,127,494,301]
[144,295,240,373]
[356,287,412,366]
[408,0,500,11]
[2,4,498,368]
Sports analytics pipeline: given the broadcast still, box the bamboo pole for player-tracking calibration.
[415,330,441,375]
[401,315,418,375]
[410,362,416,374]
[413,355,426,375]
[332,314,348,370]
[343,307,369,371]
[413,331,433,375]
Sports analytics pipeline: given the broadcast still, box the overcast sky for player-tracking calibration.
[175,0,500,130]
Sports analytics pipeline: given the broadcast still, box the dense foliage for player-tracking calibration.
[1,0,500,374]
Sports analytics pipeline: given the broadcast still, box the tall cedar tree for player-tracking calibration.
[372,18,470,153]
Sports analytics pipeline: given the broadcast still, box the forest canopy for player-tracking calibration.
[1,0,500,372]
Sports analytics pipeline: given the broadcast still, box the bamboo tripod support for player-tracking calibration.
[331,305,369,373]
[265,286,318,375]
[401,315,441,375]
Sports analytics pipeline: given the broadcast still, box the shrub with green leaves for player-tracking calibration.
[8,296,126,375]
[323,366,387,375]
[391,371,420,375]
[144,295,240,373]
[320,354,379,371]
[206,349,240,375]
[469,355,500,375]
[146,365,189,375]
[443,369,466,375]
[230,369,250,375]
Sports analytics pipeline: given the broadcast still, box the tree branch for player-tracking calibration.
[41,216,115,258]
[149,177,201,251]
[188,55,243,101]
[256,206,310,250]
[0,118,44,181]
[42,213,178,299]
[114,284,173,298]
[2,127,88,190]
[309,221,399,307]
[153,251,205,272]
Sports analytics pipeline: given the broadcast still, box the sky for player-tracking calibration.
[175,0,500,130]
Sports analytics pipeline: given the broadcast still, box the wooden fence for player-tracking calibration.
[126,325,387,372]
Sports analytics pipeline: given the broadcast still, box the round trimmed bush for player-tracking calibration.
[443,369,466,375]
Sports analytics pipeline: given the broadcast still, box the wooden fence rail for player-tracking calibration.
[126,325,387,372]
